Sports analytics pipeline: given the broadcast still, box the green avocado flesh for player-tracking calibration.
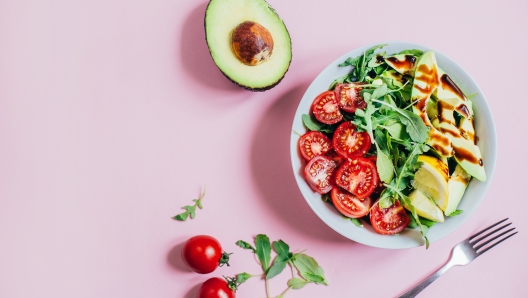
[205,0,292,91]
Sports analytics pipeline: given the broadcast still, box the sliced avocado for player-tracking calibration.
[205,0,292,91]
[411,51,453,157]
[433,70,486,181]
[433,68,471,119]
[385,54,417,75]
[445,165,471,216]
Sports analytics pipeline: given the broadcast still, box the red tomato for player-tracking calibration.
[332,122,371,159]
[370,200,410,235]
[197,277,236,298]
[335,157,378,199]
[304,155,337,194]
[181,235,229,274]
[311,91,343,124]
[298,131,331,161]
[331,187,372,218]
[324,149,345,167]
[334,83,367,113]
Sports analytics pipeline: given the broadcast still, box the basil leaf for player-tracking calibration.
[255,234,272,272]
[292,253,328,285]
[350,218,363,227]
[301,114,324,131]
[273,240,290,257]
[236,272,253,284]
[287,278,308,290]
[266,240,292,279]
[235,240,256,253]
[266,254,289,280]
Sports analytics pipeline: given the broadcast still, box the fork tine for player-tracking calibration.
[469,218,508,241]
[477,231,518,255]
[471,222,512,244]
[474,227,516,251]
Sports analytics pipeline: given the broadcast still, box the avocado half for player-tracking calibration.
[205,0,292,91]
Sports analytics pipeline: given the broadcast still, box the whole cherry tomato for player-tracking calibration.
[197,277,236,298]
[181,235,230,274]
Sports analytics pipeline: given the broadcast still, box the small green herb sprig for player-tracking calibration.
[172,185,206,221]
[235,235,328,298]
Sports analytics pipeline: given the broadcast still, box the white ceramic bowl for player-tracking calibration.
[290,41,497,249]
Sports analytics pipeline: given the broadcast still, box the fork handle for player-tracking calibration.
[398,261,454,298]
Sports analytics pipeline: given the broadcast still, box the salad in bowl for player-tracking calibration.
[290,42,496,249]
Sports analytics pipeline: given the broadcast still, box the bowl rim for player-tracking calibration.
[289,41,497,249]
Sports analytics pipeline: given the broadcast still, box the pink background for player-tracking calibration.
[1,0,527,297]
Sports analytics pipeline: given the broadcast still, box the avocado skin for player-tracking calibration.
[203,0,292,92]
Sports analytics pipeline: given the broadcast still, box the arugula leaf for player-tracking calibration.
[448,209,464,217]
[382,123,405,139]
[236,240,256,253]
[371,98,429,143]
[371,84,388,100]
[338,57,357,67]
[287,278,309,290]
[376,147,394,183]
[292,253,328,285]
[419,217,437,228]
[173,185,206,221]
[397,110,429,143]
[328,74,352,90]
[255,234,272,272]
[396,49,424,57]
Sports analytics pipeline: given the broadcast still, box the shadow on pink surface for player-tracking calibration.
[167,242,189,273]
[250,84,351,244]
[179,2,244,92]
[184,283,202,298]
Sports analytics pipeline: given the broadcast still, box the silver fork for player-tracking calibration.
[399,218,518,298]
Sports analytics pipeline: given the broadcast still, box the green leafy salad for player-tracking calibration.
[297,44,486,247]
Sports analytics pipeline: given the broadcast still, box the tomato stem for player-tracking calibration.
[223,275,240,292]
[219,251,232,267]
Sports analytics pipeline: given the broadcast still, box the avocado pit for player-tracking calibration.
[231,21,274,66]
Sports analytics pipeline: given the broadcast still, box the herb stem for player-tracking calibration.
[265,278,271,298]
[292,129,302,137]
[276,286,292,298]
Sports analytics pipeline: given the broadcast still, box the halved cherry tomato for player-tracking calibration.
[332,122,371,159]
[334,83,367,113]
[298,131,331,161]
[304,155,337,194]
[324,149,345,167]
[335,157,378,199]
[311,91,343,124]
[370,200,410,235]
[331,187,372,218]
